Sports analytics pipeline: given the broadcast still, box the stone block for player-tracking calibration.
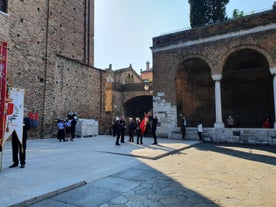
[75,118,98,138]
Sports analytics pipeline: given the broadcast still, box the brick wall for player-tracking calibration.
[152,9,276,143]
[0,0,102,137]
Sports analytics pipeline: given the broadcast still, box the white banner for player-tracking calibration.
[3,88,24,144]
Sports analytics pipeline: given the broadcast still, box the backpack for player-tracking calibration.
[24,117,31,130]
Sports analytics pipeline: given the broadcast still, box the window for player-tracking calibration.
[0,0,7,13]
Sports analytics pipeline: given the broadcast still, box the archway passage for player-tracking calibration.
[222,48,274,128]
[176,58,215,127]
[124,96,153,120]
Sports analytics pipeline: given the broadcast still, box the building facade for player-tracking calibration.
[0,0,110,137]
[141,61,153,82]
[104,64,153,134]
[151,9,276,144]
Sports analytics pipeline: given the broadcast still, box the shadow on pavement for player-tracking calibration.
[1,137,218,207]
[194,142,276,166]
[29,163,220,207]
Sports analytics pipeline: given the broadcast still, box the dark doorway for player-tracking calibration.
[124,96,153,120]
[176,58,215,127]
[222,49,274,128]
[0,0,7,13]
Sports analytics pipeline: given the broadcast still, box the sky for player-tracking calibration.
[94,0,275,73]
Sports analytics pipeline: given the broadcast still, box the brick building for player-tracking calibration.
[104,64,153,134]
[0,0,111,137]
[141,61,153,82]
[151,9,276,143]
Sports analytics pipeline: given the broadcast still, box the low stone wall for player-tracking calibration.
[204,128,276,145]
[169,127,276,145]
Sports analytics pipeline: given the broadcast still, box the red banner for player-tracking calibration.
[0,41,8,146]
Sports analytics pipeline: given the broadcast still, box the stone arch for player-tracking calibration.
[217,44,274,73]
[221,46,274,128]
[176,56,215,127]
[179,54,215,73]
[123,95,153,119]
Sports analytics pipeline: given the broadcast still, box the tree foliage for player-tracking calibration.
[189,0,229,28]
[232,9,244,19]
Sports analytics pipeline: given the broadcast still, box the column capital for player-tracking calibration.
[212,74,222,81]
[270,68,276,75]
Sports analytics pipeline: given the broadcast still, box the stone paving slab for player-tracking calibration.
[98,139,198,159]
[0,135,198,207]
[29,142,276,207]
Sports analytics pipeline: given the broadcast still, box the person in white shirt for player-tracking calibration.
[197,120,203,141]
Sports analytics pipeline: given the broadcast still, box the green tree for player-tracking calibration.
[232,9,244,19]
[189,0,208,28]
[189,0,229,28]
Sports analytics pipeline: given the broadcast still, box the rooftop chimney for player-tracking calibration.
[146,61,150,70]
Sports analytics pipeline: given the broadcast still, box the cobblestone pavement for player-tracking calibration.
[29,143,276,207]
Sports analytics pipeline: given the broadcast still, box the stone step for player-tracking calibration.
[171,128,199,140]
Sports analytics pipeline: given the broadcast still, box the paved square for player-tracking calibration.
[1,136,275,207]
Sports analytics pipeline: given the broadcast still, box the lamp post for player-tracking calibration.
[144,82,149,91]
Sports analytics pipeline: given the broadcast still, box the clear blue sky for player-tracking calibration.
[94,0,275,73]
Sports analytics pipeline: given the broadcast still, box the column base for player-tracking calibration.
[214,122,224,128]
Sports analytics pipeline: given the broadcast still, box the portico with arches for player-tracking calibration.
[151,9,276,144]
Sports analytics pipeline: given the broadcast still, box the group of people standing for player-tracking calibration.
[112,112,158,146]
[56,113,77,142]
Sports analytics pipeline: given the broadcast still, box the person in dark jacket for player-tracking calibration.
[9,110,31,168]
[70,116,77,140]
[120,116,126,143]
[181,116,187,139]
[151,114,158,145]
[115,116,121,145]
[135,117,142,144]
[128,117,135,142]
[112,118,116,137]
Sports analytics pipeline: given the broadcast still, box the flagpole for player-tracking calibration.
[0,146,3,172]
[0,41,8,172]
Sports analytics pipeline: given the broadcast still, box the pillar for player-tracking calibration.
[270,68,276,128]
[212,74,224,128]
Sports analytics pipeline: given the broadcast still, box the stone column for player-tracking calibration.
[270,68,276,128]
[212,74,224,128]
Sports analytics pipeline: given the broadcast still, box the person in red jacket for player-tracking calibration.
[262,118,271,128]
[139,112,151,144]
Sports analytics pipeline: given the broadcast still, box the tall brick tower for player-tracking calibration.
[0,1,103,137]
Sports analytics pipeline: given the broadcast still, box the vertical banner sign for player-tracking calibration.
[4,88,24,144]
[0,41,7,148]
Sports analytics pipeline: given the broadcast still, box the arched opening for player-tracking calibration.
[176,58,215,127]
[222,48,274,128]
[123,95,153,120]
[0,0,8,13]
